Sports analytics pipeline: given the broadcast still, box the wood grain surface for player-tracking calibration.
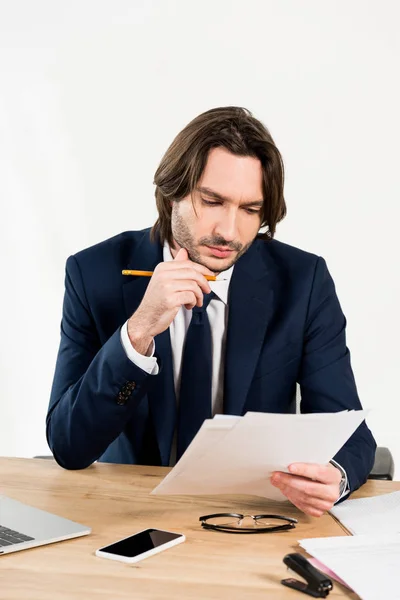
[1,458,398,599]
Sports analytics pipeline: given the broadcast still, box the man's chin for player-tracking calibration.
[199,254,238,274]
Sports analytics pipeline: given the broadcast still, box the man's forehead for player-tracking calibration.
[199,147,263,202]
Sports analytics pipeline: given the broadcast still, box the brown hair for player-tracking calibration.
[151,106,286,246]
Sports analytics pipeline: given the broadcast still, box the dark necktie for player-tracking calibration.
[176,292,215,460]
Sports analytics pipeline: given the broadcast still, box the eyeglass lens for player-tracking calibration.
[208,515,289,529]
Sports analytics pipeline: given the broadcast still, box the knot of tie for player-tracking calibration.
[191,291,215,323]
[193,291,215,312]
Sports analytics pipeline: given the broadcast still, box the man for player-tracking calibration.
[47,106,376,517]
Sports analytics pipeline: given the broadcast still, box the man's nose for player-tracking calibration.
[214,210,238,242]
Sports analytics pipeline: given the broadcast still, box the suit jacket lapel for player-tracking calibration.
[224,239,278,416]
[122,231,176,465]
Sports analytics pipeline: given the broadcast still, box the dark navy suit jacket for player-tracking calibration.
[47,229,376,493]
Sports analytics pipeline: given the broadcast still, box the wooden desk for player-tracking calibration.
[1,458,398,599]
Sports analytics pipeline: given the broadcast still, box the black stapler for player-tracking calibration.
[281,552,333,598]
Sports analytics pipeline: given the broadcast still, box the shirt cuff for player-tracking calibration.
[330,459,350,503]
[120,321,159,375]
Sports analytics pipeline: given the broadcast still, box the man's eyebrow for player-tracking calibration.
[197,186,264,207]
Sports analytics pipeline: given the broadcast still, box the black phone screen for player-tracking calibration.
[99,529,181,557]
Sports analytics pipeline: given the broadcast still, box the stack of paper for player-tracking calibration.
[330,490,400,535]
[299,534,400,600]
[299,492,400,599]
[151,410,366,500]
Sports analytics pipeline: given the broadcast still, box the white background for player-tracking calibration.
[0,1,399,476]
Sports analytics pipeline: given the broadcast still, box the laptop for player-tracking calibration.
[0,495,91,555]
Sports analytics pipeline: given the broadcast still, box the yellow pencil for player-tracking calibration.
[122,269,221,281]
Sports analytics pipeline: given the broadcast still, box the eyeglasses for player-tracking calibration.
[199,512,298,534]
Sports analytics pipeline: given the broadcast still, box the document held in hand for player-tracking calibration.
[151,410,367,500]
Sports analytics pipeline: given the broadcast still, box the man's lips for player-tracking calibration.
[205,246,235,258]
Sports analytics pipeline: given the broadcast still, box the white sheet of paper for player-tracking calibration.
[299,533,400,600]
[151,410,367,499]
[330,490,400,535]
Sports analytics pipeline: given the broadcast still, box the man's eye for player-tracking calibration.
[202,198,221,206]
[244,207,261,214]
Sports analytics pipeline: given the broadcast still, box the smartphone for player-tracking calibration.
[95,528,185,564]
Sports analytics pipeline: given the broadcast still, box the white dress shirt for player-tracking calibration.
[120,244,349,499]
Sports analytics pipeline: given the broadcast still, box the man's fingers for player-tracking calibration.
[286,489,334,512]
[153,261,213,295]
[177,291,198,309]
[278,487,324,517]
[298,504,325,518]
[288,462,341,484]
[164,268,211,294]
[271,464,341,517]
[172,281,204,308]
[271,472,338,502]
[276,485,332,517]
[168,251,215,277]
[287,496,323,517]
[174,248,188,261]
[157,259,214,279]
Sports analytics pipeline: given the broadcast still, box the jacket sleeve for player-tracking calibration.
[298,257,376,493]
[46,255,154,469]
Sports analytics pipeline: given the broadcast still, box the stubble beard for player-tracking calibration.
[171,206,253,274]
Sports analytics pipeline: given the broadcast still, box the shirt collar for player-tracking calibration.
[163,242,233,305]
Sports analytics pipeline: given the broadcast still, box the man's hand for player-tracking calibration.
[127,248,214,355]
[270,463,342,517]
